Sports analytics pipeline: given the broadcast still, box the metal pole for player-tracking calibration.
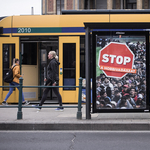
[17,77,23,119]
[85,26,91,119]
[77,77,83,119]
[31,7,34,15]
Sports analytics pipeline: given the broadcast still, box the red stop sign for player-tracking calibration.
[98,42,136,78]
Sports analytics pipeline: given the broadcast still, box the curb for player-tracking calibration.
[0,123,150,130]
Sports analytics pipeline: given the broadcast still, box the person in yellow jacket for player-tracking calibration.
[2,58,29,105]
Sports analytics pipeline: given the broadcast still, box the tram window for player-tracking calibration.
[63,43,76,90]
[80,36,85,78]
[3,44,15,90]
[22,43,37,65]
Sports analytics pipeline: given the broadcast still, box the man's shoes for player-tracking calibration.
[22,100,30,105]
[2,101,8,106]
[36,107,41,111]
[32,105,41,111]
[55,107,64,111]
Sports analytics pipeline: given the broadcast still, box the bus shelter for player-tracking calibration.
[84,23,150,119]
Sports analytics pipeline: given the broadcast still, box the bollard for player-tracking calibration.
[17,77,23,119]
[77,77,83,119]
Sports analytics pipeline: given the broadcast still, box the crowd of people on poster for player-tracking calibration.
[96,35,146,109]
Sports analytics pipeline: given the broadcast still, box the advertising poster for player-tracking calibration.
[96,33,146,110]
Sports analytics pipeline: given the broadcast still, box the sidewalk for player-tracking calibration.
[0,104,150,130]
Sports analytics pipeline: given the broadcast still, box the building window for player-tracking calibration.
[84,0,88,9]
[126,0,136,9]
[56,0,64,14]
[84,0,96,9]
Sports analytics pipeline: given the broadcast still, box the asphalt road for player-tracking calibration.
[0,131,150,150]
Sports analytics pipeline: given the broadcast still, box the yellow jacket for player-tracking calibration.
[12,63,22,84]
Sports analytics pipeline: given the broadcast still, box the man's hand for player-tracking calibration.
[53,82,56,86]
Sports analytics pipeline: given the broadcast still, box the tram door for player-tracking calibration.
[21,43,38,101]
[0,37,19,103]
[59,36,80,103]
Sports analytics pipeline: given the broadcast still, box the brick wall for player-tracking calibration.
[143,0,149,9]
[115,0,121,9]
[67,0,73,9]
[48,0,53,12]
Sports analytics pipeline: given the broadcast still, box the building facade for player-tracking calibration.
[42,0,150,15]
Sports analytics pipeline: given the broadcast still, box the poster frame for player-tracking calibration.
[92,31,150,113]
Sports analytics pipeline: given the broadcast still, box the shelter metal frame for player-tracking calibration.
[84,22,150,119]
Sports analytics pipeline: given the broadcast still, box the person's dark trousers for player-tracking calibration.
[39,87,62,108]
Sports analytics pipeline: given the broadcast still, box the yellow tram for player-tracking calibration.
[0,11,150,103]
